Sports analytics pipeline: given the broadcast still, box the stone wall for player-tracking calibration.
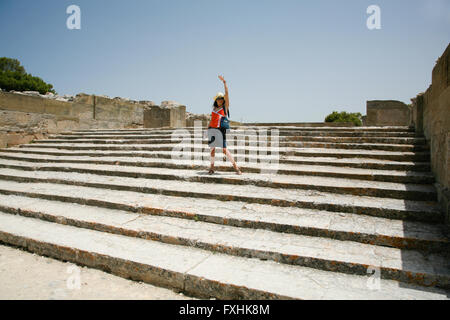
[0,108,80,148]
[143,103,186,128]
[365,100,412,126]
[73,94,149,125]
[411,43,450,225]
[0,91,150,148]
[186,112,210,128]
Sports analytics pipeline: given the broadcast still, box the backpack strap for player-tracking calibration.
[213,108,230,121]
[212,108,225,118]
[212,108,223,115]
[212,107,230,120]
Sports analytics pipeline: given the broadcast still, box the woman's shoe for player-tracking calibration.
[208,167,215,175]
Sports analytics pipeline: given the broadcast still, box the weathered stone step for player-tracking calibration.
[283,136,426,144]
[1,188,448,253]
[0,152,435,184]
[58,130,420,138]
[40,137,428,147]
[289,148,430,162]
[4,146,432,164]
[20,141,431,155]
[291,141,428,152]
[0,168,442,222]
[47,135,427,145]
[0,159,437,200]
[1,147,432,171]
[1,213,447,299]
[70,126,416,133]
[31,139,430,153]
[281,155,430,171]
[0,196,448,289]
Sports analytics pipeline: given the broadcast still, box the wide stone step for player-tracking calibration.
[1,147,432,171]
[46,135,427,145]
[0,167,442,222]
[1,213,447,299]
[290,142,428,152]
[58,130,420,138]
[0,195,448,290]
[69,126,416,133]
[0,190,448,252]
[0,159,437,200]
[1,127,444,299]
[280,155,430,171]
[0,152,435,184]
[18,142,432,158]
[28,139,428,152]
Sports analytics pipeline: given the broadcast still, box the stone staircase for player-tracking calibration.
[0,125,449,299]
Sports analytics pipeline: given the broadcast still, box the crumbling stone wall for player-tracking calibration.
[73,94,151,125]
[0,109,79,148]
[144,102,186,128]
[365,100,412,126]
[186,112,210,128]
[411,44,450,224]
[0,91,150,148]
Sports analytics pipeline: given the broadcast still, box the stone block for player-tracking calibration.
[170,105,186,128]
[365,100,412,126]
[33,132,47,141]
[0,133,7,148]
[0,91,73,116]
[144,105,186,128]
[186,113,210,128]
[411,94,425,135]
[56,119,79,132]
[6,133,35,147]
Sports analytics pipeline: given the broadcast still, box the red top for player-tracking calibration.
[209,107,225,128]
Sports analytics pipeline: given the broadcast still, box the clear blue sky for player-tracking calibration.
[1,0,449,122]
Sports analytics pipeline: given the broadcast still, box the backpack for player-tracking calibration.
[212,107,230,130]
[220,109,230,130]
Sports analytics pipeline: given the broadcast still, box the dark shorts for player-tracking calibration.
[207,127,227,148]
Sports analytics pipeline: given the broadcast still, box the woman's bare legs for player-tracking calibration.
[223,148,242,175]
[209,147,242,175]
[208,147,215,174]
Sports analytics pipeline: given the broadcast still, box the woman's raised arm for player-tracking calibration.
[218,75,229,111]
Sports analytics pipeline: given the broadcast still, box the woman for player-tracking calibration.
[207,75,242,175]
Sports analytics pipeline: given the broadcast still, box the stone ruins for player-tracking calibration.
[0,44,448,299]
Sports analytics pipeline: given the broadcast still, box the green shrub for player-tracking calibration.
[0,57,56,94]
[325,111,362,126]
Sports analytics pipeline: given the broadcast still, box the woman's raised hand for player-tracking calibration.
[218,75,226,83]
